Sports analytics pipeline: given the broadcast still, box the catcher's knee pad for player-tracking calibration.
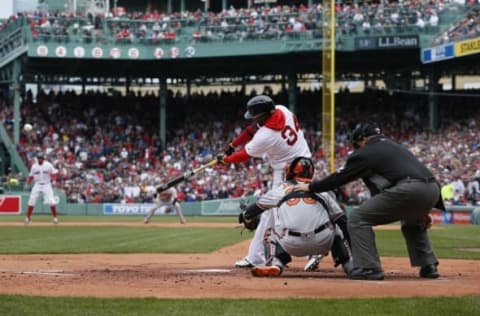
[264,229,292,266]
[330,235,351,267]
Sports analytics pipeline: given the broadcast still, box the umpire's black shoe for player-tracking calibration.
[419,264,440,279]
[348,267,384,280]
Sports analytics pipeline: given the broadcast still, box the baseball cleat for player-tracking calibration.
[304,254,323,272]
[143,218,150,224]
[53,218,58,225]
[348,267,384,280]
[235,258,254,268]
[24,217,31,225]
[251,265,282,277]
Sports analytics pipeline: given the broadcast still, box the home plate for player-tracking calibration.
[182,269,232,273]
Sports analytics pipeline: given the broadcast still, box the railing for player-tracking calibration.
[0,27,28,68]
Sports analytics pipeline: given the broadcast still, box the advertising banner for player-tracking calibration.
[0,195,21,214]
[454,38,480,57]
[103,203,171,215]
[421,43,454,63]
[355,35,419,50]
[201,196,257,216]
[430,210,471,224]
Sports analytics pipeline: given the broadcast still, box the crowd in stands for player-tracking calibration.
[432,1,480,45]
[1,86,479,206]
[336,0,446,36]
[0,1,465,46]
[1,2,479,207]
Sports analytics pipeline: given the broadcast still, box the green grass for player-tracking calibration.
[0,296,479,316]
[0,226,253,254]
[0,214,236,223]
[0,218,478,259]
[374,225,480,259]
[0,217,478,315]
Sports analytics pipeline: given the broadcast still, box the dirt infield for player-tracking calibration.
[0,222,479,299]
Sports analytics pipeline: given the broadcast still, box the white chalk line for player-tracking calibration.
[16,270,76,277]
[181,269,232,273]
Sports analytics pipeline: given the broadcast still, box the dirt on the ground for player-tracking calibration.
[0,222,479,299]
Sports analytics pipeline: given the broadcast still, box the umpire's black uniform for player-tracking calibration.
[306,123,443,280]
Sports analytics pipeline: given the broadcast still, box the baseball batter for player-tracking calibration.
[25,152,59,224]
[220,95,315,269]
[144,186,186,224]
[238,157,353,277]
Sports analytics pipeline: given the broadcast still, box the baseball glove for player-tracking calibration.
[238,211,260,231]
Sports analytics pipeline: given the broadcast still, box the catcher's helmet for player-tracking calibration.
[244,95,275,120]
[285,157,315,182]
[350,123,381,149]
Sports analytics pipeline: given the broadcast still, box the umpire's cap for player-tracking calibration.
[350,123,381,149]
[244,95,275,120]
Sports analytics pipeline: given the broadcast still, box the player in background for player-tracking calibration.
[218,95,321,271]
[24,152,59,224]
[144,186,186,224]
[238,157,353,277]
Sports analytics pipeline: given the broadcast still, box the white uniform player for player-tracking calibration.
[238,157,353,277]
[25,153,59,224]
[221,95,315,268]
[144,186,186,224]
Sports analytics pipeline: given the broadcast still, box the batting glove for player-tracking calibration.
[224,143,235,156]
[217,153,227,165]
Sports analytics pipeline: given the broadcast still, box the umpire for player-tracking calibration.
[293,123,444,280]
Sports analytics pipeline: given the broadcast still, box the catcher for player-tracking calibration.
[144,186,186,224]
[238,157,353,277]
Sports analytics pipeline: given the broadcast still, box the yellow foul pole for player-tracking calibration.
[322,0,336,173]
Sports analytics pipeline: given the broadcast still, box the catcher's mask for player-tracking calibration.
[350,123,381,149]
[285,157,314,182]
[244,95,275,120]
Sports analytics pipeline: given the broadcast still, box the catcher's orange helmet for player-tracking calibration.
[285,157,314,182]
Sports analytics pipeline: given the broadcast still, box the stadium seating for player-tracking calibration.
[0,2,469,47]
[1,88,478,205]
[1,2,479,205]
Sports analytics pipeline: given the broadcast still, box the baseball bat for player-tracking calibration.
[156,158,218,193]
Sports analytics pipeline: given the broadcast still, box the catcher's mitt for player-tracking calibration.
[238,211,260,231]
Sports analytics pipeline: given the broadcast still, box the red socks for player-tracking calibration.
[50,205,57,218]
[27,205,34,219]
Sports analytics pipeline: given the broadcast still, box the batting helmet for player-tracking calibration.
[350,123,381,149]
[244,95,275,120]
[285,157,315,182]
